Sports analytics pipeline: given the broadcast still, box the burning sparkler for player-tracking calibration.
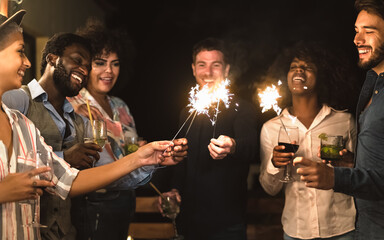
[169,79,233,141]
[258,80,292,138]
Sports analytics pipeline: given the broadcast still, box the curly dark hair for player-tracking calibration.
[76,18,124,59]
[40,32,91,76]
[264,41,359,111]
[355,0,384,19]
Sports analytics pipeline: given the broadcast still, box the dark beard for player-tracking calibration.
[52,59,82,97]
[358,42,384,70]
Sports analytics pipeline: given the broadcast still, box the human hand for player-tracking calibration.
[293,157,334,189]
[132,141,174,166]
[321,149,354,168]
[64,143,102,169]
[272,145,295,168]
[162,138,188,164]
[158,189,181,216]
[208,135,236,160]
[73,103,103,120]
[0,167,54,203]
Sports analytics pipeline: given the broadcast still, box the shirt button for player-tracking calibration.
[375,90,379,94]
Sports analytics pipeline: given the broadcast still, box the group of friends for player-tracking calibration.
[0,0,384,239]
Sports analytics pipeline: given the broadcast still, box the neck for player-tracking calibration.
[38,75,66,111]
[372,60,384,75]
[87,87,108,103]
[290,95,321,126]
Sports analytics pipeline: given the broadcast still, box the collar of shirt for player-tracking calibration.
[27,79,76,140]
[279,104,344,131]
[28,79,75,114]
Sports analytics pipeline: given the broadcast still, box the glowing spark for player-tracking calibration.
[169,79,233,141]
[187,78,233,125]
[258,83,282,115]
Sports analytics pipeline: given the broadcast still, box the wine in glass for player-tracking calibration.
[84,119,108,148]
[278,126,299,183]
[161,195,184,240]
[21,150,53,228]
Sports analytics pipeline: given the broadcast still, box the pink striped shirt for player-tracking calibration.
[0,103,79,240]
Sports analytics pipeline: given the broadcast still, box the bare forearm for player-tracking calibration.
[69,153,142,197]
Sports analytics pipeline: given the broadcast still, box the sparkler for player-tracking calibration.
[169,79,233,141]
[258,80,291,139]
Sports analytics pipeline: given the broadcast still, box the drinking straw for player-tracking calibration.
[85,99,97,143]
[149,182,166,201]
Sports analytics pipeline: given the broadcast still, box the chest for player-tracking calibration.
[0,112,12,157]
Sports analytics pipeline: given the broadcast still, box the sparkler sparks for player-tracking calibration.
[258,80,282,115]
[187,78,233,125]
[169,79,233,141]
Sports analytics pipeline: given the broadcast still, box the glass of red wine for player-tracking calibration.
[278,126,299,183]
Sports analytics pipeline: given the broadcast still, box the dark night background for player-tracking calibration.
[95,0,364,147]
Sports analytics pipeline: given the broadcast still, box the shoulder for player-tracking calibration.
[2,87,30,113]
[262,115,282,130]
[329,106,354,120]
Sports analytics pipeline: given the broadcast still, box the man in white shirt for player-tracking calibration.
[259,41,356,240]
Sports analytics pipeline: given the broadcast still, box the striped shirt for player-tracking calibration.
[0,103,79,240]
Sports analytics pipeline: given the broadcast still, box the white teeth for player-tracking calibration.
[293,77,305,82]
[18,70,25,77]
[359,49,369,54]
[100,77,112,81]
[72,74,82,83]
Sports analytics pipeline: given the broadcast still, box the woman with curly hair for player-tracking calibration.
[68,19,146,240]
[259,41,357,240]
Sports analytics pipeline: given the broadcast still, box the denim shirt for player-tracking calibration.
[334,70,384,238]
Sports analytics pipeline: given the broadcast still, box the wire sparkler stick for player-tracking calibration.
[258,81,291,142]
[169,110,195,142]
[184,110,198,137]
[212,100,220,138]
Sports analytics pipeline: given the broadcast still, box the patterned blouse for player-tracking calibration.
[68,88,138,160]
[68,88,155,190]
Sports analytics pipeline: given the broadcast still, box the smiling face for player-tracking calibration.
[0,31,31,94]
[354,10,384,73]
[287,58,318,96]
[192,50,230,89]
[88,51,120,95]
[52,43,91,97]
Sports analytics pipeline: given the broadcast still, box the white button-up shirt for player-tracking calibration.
[259,105,356,239]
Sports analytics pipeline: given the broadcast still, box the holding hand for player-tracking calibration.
[158,189,181,216]
[0,167,54,203]
[64,142,102,169]
[133,139,187,166]
[319,148,354,168]
[293,157,334,190]
[208,135,236,160]
[272,144,295,168]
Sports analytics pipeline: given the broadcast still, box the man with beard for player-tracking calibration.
[259,41,356,240]
[160,38,258,240]
[293,0,384,238]
[2,33,161,239]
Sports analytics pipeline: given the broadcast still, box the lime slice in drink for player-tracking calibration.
[128,144,139,153]
[318,133,328,141]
